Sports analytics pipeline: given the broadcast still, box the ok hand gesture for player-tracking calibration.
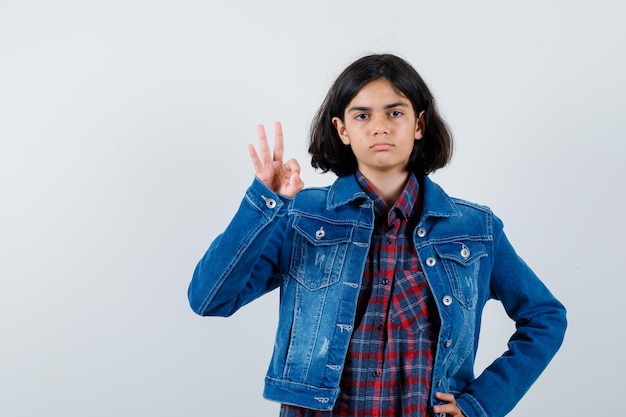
[248,121,304,198]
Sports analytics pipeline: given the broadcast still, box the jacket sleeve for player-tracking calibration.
[455,220,567,417]
[188,178,289,317]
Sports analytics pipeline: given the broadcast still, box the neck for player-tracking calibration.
[360,168,410,206]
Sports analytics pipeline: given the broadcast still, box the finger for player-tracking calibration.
[435,392,456,403]
[284,158,301,177]
[433,404,462,416]
[433,392,462,416]
[290,172,301,187]
[272,121,284,162]
[257,124,271,164]
[284,171,304,197]
[248,143,263,174]
[284,158,302,192]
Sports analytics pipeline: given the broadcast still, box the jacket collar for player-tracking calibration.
[419,175,461,219]
[327,174,461,219]
[327,175,369,209]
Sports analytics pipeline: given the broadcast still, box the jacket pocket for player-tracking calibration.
[289,216,354,291]
[434,240,487,309]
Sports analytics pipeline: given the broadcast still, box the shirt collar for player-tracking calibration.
[355,170,420,221]
[326,173,460,221]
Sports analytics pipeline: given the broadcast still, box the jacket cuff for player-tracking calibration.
[455,394,488,417]
[245,177,291,219]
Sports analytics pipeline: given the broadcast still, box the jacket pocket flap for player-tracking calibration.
[434,241,487,265]
[292,216,353,245]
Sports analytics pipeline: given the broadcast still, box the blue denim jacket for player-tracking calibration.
[188,174,566,417]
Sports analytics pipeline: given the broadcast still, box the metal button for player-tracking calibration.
[426,257,436,267]
[442,295,453,306]
[445,339,453,347]
[315,227,325,239]
[265,198,276,209]
[460,245,470,259]
[417,227,426,238]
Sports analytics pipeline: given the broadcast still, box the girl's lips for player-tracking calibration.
[370,142,393,150]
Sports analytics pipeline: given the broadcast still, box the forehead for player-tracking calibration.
[348,78,410,107]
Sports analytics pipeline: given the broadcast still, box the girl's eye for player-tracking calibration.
[389,110,403,117]
[355,113,369,120]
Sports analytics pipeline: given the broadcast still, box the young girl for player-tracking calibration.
[188,54,566,417]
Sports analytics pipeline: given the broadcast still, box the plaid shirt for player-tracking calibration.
[281,172,438,417]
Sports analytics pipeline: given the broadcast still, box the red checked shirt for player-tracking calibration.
[281,172,438,417]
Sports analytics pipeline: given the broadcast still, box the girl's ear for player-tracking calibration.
[415,110,426,140]
[332,117,350,145]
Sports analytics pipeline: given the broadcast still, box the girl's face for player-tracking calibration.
[332,78,424,180]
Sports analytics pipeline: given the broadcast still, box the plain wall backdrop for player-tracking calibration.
[1,1,624,415]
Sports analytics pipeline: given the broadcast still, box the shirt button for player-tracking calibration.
[265,198,277,209]
[372,371,380,377]
[382,278,389,285]
[460,245,470,259]
[315,227,325,239]
[417,227,426,238]
[445,339,453,347]
[426,257,436,267]
[442,295,453,306]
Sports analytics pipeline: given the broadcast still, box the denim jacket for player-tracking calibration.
[188,174,566,417]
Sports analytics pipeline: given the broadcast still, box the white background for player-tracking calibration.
[1,1,624,416]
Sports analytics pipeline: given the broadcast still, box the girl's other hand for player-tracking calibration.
[248,121,304,198]
[432,392,466,416]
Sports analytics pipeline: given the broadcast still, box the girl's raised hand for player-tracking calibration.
[248,121,304,198]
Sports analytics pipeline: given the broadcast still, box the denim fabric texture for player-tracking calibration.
[188,174,567,417]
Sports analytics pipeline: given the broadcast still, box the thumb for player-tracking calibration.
[285,172,304,197]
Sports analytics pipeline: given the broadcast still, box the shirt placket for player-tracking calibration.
[368,213,401,416]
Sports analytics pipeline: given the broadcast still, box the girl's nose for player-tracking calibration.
[371,115,389,135]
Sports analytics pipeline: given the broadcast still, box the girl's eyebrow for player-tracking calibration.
[347,102,409,113]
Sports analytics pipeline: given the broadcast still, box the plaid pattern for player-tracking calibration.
[281,173,437,417]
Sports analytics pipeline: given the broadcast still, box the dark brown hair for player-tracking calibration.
[309,54,453,176]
